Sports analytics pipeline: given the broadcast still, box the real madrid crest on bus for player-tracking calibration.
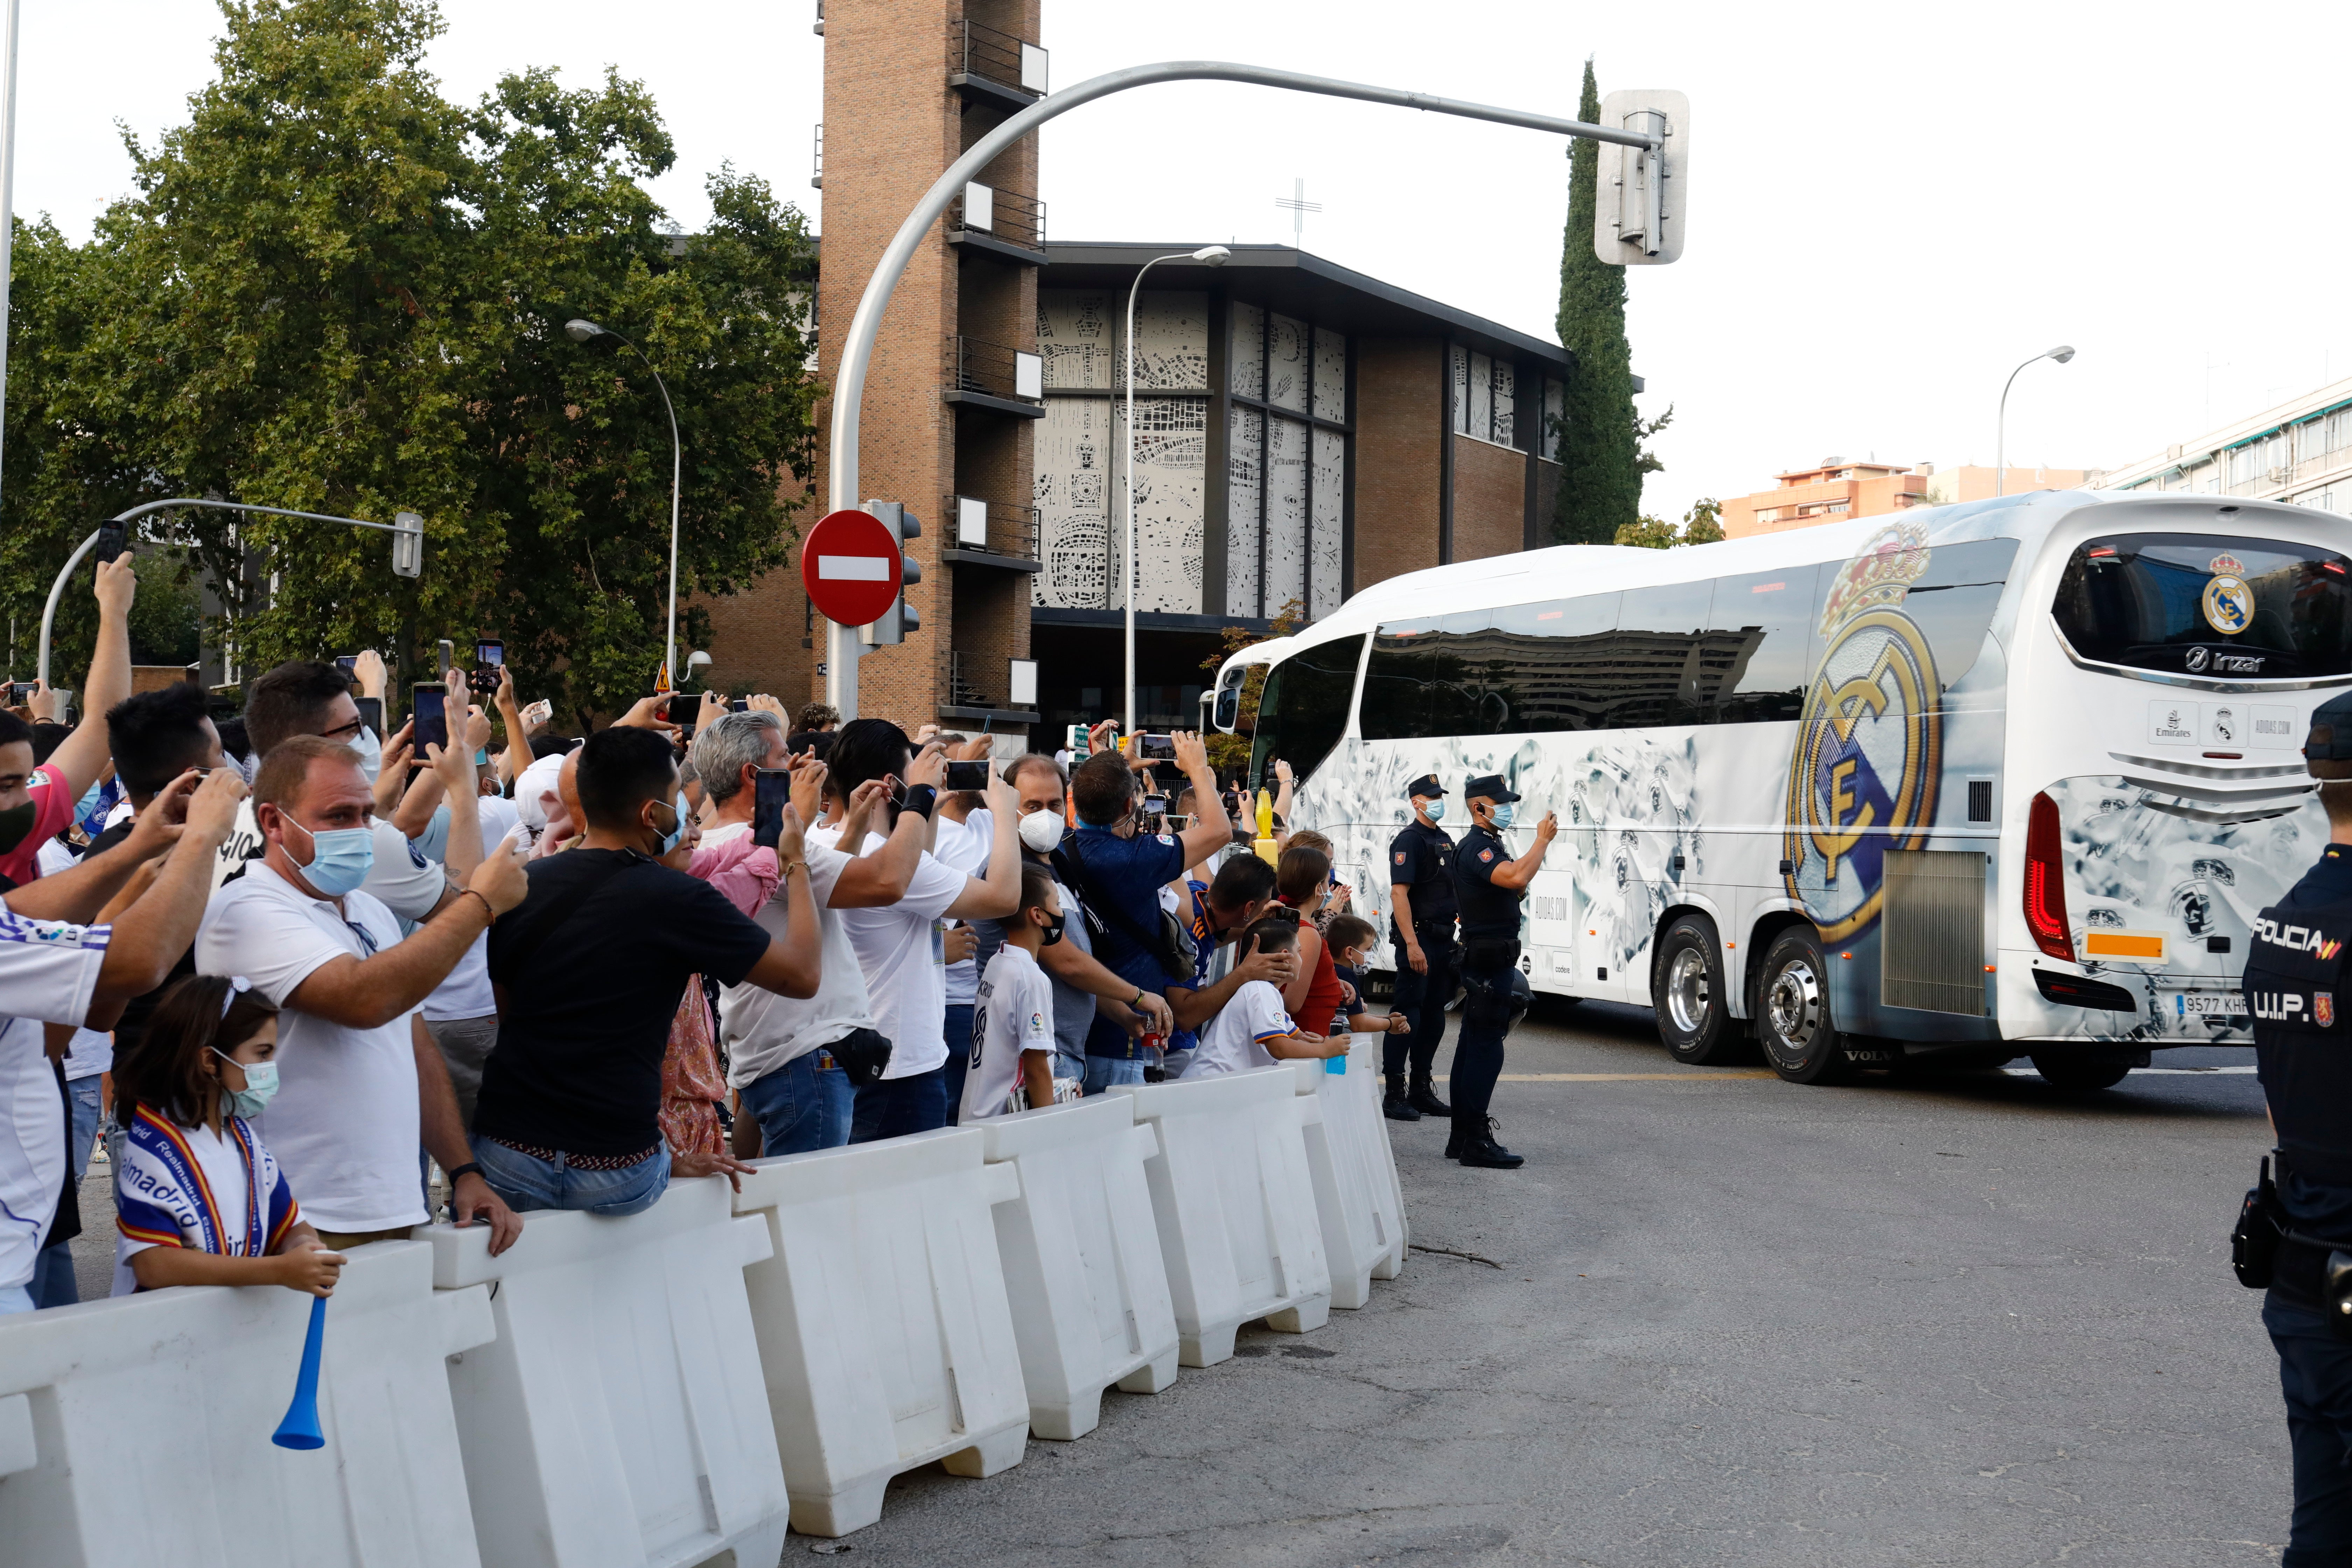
[1781,520,1944,941]
[2202,552,2254,636]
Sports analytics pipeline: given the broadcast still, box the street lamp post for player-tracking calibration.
[1996,345,2076,496]
[567,318,683,690]
[1124,246,1229,736]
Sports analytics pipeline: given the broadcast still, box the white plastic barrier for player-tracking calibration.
[733,1127,1030,1538]
[425,1176,789,1568]
[1291,1036,1412,1307]
[976,1093,1180,1439]
[1113,1065,1331,1366]
[0,1241,492,1567]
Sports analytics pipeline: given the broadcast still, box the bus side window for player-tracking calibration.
[1491,594,1619,733]
[1361,625,1435,740]
[1612,581,1717,728]
[1712,563,1826,723]
[1896,539,2019,694]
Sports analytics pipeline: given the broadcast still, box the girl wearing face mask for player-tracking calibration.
[108,974,343,1299]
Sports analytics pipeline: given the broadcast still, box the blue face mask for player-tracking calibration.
[284,814,375,896]
[349,726,383,784]
[655,790,691,855]
[213,1050,279,1120]
[1487,803,1516,831]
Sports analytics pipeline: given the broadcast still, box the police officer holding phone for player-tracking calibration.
[2246,691,2352,1561]
[1386,775,1458,1122]
[1448,774,1554,1169]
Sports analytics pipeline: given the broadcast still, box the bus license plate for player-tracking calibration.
[2174,991,2245,1018]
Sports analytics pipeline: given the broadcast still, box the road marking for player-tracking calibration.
[2002,1065,2256,1076]
[1498,1071,1776,1082]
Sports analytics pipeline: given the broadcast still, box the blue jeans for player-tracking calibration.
[850,1065,947,1144]
[2269,1288,2352,1565]
[940,1004,975,1125]
[1084,1055,1148,1096]
[30,1075,104,1309]
[470,1136,670,1217]
[740,1049,855,1156]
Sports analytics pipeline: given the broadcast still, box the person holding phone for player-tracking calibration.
[928,736,997,1119]
[0,556,140,888]
[687,709,929,1156]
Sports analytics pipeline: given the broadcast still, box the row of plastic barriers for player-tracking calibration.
[0,1032,1410,1564]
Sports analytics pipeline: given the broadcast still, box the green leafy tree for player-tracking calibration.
[1,0,818,722]
[1614,498,1724,550]
[1554,57,1671,546]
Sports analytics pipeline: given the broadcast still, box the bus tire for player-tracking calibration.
[1652,915,1738,1065]
[1756,929,1849,1085]
[2030,1054,2132,1091]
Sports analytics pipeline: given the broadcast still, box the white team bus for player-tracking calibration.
[1210,490,2348,1088]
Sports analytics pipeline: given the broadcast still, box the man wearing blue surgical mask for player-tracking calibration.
[473,726,825,1214]
[196,733,534,1256]
[1447,774,1557,1171]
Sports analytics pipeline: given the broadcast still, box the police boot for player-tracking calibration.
[1407,1076,1452,1117]
[1383,1073,1422,1122]
[1455,1115,1525,1170]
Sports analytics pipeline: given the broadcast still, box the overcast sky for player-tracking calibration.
[20,1,2352,523]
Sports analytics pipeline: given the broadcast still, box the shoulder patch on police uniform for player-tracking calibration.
[1394,851,1407,865]
[1479,848,1494,862]
[2322,993,2337,1027]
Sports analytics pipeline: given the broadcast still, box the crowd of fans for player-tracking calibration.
[0,560,1387,1312]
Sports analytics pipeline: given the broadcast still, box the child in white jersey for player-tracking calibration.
[1182,912,1349,1078]
[960,865,1074,1120]
[111,975,343,1297]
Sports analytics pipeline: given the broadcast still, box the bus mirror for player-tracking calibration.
[1213,675,1242,732]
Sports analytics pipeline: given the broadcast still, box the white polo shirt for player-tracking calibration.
[0,902,112,1292]
[706,821,877,1087]
[806,824,968,1080]
[196,862,424,1234]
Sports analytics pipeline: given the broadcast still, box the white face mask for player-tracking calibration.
[349,726,383,784]
[1018,807,1066,854]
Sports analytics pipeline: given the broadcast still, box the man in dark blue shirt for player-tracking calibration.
[1055,733,1241,1093]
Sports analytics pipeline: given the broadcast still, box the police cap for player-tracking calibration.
[2308,691,2352,780]
[1404,774,1446,799]
[1463,772,1521,804]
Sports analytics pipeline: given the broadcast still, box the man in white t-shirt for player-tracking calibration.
[813,719,1020,1142]
[212,660,484,924]
[960,866,1065,1121]
[1181,914,1347,1079]
[0,754,248,1314]
[929,734,995,1120]
[686,710,927,1155]
[196,735,529,1252]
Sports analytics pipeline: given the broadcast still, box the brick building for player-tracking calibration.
[698,0,1575,746]
[1718,457,2100,539]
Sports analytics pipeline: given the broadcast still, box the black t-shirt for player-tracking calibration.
[1452,825,1524,940]
[85,820,200,1060]
[475,848,772,1156]
[1387,819,1458,939]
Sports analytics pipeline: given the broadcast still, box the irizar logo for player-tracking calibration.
[2252,916,2345,958]
[2254,991,2307,1022]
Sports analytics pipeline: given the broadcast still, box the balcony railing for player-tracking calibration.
[943,495,1041,562]
[943,335,1042,407]
[949,19,1048,99]
[810,123,822,190]
[950,181,1046,252]
[947,651,1035,713]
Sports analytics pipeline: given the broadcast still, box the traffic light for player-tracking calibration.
[860,500,922,646]
[1590,90,1689,266]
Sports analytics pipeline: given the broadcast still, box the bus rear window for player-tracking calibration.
[2052,532,2352,679]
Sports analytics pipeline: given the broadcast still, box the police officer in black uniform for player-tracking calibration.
[1385,774,1458,1122]
[2246,690,2352,1563]
[1448,773,1555,1169]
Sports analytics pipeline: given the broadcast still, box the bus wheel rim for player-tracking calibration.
[1666,946,1710,1034]
[1768,961,1821,1053]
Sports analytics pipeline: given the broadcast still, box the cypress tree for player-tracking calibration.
[1553,57,1645,545]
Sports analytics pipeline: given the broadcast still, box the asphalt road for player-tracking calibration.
[798,1000,2285,1567]
[51,1002,2284,1565]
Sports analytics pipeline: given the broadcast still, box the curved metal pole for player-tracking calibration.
[36,496,417,686]
[824,59,1660,715]
[1996,354,2039,498]
[1126,251,1192,737]
[598,333,684,689]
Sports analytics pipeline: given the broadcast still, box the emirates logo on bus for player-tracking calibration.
[1782,520,1943,941]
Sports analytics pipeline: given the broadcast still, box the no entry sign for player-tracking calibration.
[800,507,903,625]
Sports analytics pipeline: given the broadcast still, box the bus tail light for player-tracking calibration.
[2024,790,2073,961]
